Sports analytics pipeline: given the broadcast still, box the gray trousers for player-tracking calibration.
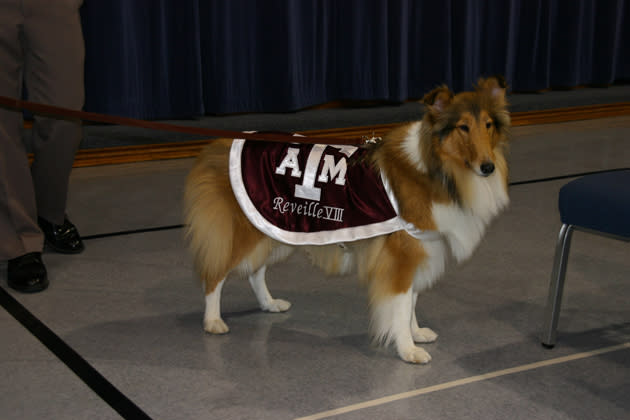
[0,0,84,260]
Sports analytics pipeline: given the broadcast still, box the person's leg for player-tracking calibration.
[23,0,85,225]
[0,0,48,292]
[0,0,43,262]
[23,0,85,254]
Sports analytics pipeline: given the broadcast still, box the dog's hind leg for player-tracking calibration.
[248,265,291,313]
[410,292,438,343]
[204,277,229,334]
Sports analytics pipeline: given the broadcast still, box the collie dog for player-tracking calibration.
[184,76,510,363]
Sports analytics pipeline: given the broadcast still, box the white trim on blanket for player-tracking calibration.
[229,139,440,246]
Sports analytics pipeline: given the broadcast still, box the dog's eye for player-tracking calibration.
[486,121,493,129]
[458,124,469,132]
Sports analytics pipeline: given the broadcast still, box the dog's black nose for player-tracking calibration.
[480,161,495,176]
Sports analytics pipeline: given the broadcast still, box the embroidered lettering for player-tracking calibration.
[277,144,359,202]
[275,147,302,178]
[317,154,348,185]
[294,144,326,201]
[272,196,343,223]
[328,145,358,158]
[273,197,284,210]
[322,206,344,222]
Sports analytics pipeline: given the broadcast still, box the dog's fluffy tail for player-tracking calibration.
[183,141,240,292]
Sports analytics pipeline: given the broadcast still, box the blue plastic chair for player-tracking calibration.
[541,170,630,348]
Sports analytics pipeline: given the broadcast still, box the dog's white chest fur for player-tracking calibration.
[411,167,509,292]
[433,171,509,262]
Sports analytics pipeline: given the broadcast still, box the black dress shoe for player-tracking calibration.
[38,217,85,254]
[8,252,49,293]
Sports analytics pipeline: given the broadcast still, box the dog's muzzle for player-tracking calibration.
[480,161,495,177]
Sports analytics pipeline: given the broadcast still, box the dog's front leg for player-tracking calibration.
[204,277,229,334]
[248,265,291,313]
[373,289,432,364]
[410,292,438,343]
[393,290,432,364]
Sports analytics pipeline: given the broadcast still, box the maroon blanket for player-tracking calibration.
[230,138,411,245]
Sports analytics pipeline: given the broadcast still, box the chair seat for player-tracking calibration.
[542,169,630,347]
[559,170,630,239]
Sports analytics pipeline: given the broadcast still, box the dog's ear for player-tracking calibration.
[422,85,453,116]
[476,75,508,101]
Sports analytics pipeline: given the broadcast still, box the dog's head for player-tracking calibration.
[422,76,510,177]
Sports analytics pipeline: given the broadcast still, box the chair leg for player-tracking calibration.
[541,224,574,348]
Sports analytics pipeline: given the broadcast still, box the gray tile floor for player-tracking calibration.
[2,117,630,420]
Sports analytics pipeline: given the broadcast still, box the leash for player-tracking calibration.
[0,95,367,146]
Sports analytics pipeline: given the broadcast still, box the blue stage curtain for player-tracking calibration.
[80,0,630,120]
[81,0,204,119]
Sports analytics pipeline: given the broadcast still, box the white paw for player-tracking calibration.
[399,346,432,364]
[204,318,230,334]
[412,327,438,343]
[262,299,292,313]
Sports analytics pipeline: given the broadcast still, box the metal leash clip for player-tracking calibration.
[362,132,382,145]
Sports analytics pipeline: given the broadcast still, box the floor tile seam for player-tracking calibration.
[0,286,154,420]
[81,224,184,241]
[508,167,630,187]
[293,342,630,420]
[75,168,630,242]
